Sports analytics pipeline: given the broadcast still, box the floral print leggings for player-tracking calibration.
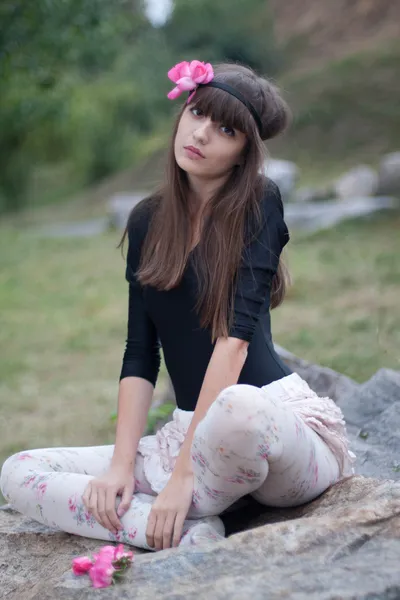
[0,381,341,550]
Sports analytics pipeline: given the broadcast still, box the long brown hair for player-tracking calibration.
[120,63,291,342]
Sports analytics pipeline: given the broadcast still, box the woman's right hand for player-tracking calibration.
[82,464,135,534]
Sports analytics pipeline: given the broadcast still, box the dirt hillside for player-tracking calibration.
[270,0,400,69]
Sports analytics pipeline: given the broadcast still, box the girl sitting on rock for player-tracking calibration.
[0,60,355,551]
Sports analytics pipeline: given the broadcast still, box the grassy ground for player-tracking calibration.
[0,211,399,479]
[274,212,400,378]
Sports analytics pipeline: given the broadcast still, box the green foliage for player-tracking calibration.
[0,0,283,213]
[0,0,146,210]
[164,0,280,73]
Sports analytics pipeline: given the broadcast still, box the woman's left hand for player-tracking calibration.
[146,470,194,550]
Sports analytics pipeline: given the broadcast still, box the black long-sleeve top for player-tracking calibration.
[120,179,292,411]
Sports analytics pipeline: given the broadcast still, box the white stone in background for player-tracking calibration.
[377,151,400,196]
[284,196,397,233]
[293,185,333,203]
[334,165,378,199]
[107,192,148,229]
[260,158,299,201]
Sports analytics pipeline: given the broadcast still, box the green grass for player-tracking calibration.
[273,211,400,380]
[0,228,170,473]
[0,211,399,483]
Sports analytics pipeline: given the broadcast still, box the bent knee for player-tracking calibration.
[213,384,275,421]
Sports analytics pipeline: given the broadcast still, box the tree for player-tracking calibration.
[163,0,280,75]
[0,0,144,210]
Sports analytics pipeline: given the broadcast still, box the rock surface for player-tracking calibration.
[334,165,378,199]
[276,345,400,481]
[283,196,397,233]
[1,354,400,599]
[377,151,400,196]
[1,476,400,599]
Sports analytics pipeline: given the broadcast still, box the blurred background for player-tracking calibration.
[0,0,399,475]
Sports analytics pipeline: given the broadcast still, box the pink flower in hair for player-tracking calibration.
[167,60,214,100]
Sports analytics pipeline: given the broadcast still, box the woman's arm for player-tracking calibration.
[172,336,248,476]
[110,376,154,471]
[145,337,248,549]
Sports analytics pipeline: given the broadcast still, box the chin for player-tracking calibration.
[175,154,205,175]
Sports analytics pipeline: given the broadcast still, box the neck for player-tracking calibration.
[187,172,229,209]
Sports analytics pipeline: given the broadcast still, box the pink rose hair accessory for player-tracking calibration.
[166,59,263,135]
[167,60,214,101]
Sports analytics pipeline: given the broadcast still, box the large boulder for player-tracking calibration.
[334,165,378,199]
[1,476,400,599]
[283,196,397,233]
[1,353,400,598]
[377,151,400,196]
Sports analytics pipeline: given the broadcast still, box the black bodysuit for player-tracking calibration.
[120,179,292,411]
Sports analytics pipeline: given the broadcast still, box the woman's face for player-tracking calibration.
[174,105,247,181]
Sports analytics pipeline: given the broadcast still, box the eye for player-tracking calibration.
[220,125,236,137]
[190,107,204,117]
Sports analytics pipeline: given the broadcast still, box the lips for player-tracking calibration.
[184,145,205,158]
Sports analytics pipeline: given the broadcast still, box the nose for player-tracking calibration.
[193,117,212,144]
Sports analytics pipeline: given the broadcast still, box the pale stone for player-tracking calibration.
[334,165,378,199]
[377,151,400,196]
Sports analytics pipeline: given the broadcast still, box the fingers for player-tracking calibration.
[146,510,180,550]
[172,512,186,548]
[163,513,176,550]
[146,510,157,549]
[117,483,133,518]
[82,481,120,534]
[87,487,102,528]
[98,490,117,534]
[105,487,123,532]
[153,513,166,551]
[82,482,91,511]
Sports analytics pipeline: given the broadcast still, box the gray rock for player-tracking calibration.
[1,477,400,599]
[377,152,400,196]
[284,196,397,233]
[334,165,378,199]
[261,158,299,201]
[275,344,356,402]
[293,185,333,204]
[1,349,400,598]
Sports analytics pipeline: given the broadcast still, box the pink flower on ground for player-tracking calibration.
[72,556,93,576]
[114,544,133,562]
[92,545,116,562]
[89,558,116,589]
[167,60,214,100]
[72,543,134,589]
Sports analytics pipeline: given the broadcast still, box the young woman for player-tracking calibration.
[0,61,355,552]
